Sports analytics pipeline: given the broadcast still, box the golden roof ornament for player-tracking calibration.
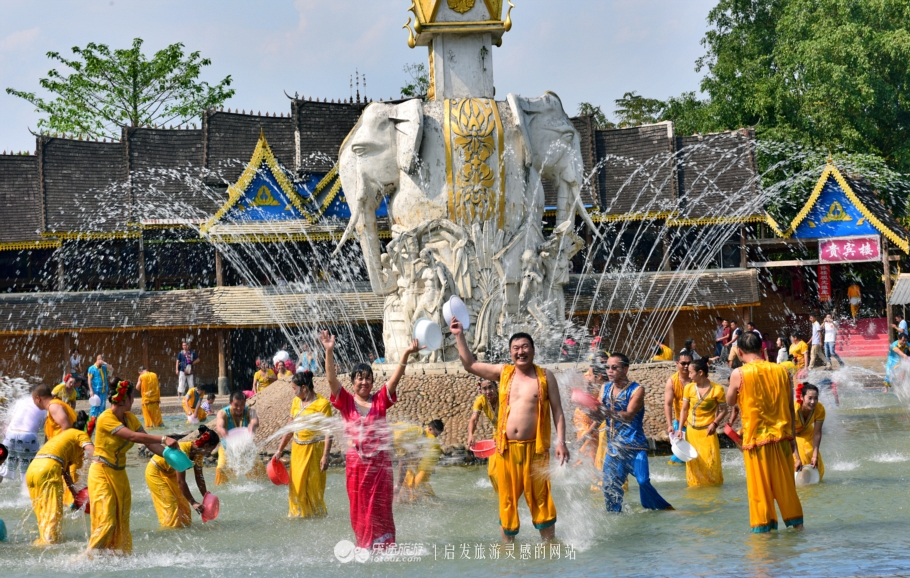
[404,0,513,47]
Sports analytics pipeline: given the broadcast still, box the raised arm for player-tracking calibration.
[320,331,342,397]
[385,338,421,399]
[113,427,178,457]
[449,317,502,382]
[546,369,569,466]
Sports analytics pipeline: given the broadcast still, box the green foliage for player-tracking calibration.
[576,102,615,129]
[613,92,664,127]
[6,38,234,140]
[400,63,429,99]
[697,0,910,172]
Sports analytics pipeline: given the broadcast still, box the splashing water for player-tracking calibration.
[222,428,259,478]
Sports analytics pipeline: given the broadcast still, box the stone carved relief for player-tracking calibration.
[337,93,594,361]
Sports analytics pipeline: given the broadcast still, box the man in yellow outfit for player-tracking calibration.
[794,383,825,480]
[26,414,93,545]
[452,319,569,542]
[138,366,163,428]
[727,332,804,532]
[400,420,444,502]
[35,384,76,442]
[847,283,862,319]
[664,352,694,465]
[467,378,500,492]
[789,333,809,372]
[182,387,207,424]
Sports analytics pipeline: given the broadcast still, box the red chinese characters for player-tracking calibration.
[818,236,880,264]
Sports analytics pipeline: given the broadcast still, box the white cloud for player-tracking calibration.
[0,27,40,52]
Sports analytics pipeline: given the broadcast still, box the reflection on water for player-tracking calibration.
[2,389,910,576]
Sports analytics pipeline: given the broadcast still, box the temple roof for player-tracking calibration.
[767,163,909,253]
[294,99,366,172]
[204,111,296,185]
[0,154,53,250]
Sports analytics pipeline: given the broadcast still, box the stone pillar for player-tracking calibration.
[739,227,747,268]
[137,237,146,291]
[57,243,66,291]
[215,250,224,287]
[883,238,893,340]
[217,329,229,395]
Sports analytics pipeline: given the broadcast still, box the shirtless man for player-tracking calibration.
[451,317,568,542]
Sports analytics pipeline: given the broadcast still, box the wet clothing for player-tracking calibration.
[331,384,397,549]
[681,382,726,486]
[182,388,207,423]
[139,372,163,428]
[885,340,910,386]
[601,381,672,512]
[146,441,202,528]
[87,364,109,418]
[794,401,825,480]
[472,394,500,492]
[737,360,803,532]
[288,394,332,518]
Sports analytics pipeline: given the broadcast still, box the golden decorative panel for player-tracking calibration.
[444,98,504,227]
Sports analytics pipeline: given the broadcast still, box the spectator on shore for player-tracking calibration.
[715,318,727,358]
[176,342,199,396]
[893,315,908,338]
[680,339,702,361]
[823,315,844,369]
[776,337,789,364]
[809,315,829,369]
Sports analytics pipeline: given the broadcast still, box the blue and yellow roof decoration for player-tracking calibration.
[766,163,909,253]
[201,131,386,235]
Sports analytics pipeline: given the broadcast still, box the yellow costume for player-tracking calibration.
[254,368,276,393]
[182,387,207,423]
[738,360,803,532]
[139,371,163,428]
[277,369,294,380]
[495,365,556,536]
[472,393,501,492]
[794,401,825,480]
[789,341,808,368]
[45,398,79,504]
[402,430,441,502]
[52,383,77,407]
[847,284,861,318]
[288,394,332,518]
[146,440,201,528]
[26,428,92,545]
[669,372,687,423]
[87,410,143,553]
[682,381,726,486]
[573,407,597,462]
[44,398,77,441]
[652,344,673,361]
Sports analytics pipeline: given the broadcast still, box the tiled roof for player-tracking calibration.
[839,173,908,249]
[40,138,127,233]
[204,111,296,184]
[293,99,366,173]
[127,128,220,220]
[0,155,44,245]
[675,129,759,221]
[564,268,759,314]
[594,122,677,216]
[571,115,600,208]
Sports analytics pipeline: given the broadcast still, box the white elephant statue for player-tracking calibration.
[335,92,596,359]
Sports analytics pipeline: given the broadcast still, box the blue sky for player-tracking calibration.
[0,0,716,152]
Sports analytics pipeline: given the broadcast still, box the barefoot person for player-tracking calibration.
[589,353,673,512]
[322,330,419,550]
[675,358,727,486]
[213,391,262,485]
[664,352,694,465]
[451,319,569,542]
[145,425,220,528]
[467,378,500,492]
[87,380,179,554]
[26,411,93,545]
[726,332,804,532]
[272,370,333,518]
[137,366,163,428]
[794,384,825,481]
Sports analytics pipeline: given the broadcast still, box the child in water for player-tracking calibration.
[320,330,421,550]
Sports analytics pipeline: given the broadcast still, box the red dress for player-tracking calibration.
[331,384,396,548]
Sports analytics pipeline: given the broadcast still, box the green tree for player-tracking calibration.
[613,92,665,127]
[697,0,910,172]
[576,102,615,129]
[400,63,429,99]
[7,38,234,140]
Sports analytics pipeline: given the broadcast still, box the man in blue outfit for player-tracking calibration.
[86,354,111,418]
[590,353,673,512]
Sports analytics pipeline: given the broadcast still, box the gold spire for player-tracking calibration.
[405,0,513,47]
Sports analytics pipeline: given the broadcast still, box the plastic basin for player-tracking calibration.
[670,439,698,462]
[201,493,220,523]
[267,457,290,486]
[162,447,194,472]
[571,389,600,410]
[470,440,497,459]
[795,465,820,485]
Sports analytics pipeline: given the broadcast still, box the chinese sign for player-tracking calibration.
[818,236,880,264]
[818,264,831,302]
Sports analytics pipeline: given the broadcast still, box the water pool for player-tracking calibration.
[1,386,909,577]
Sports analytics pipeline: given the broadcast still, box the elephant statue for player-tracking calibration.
[334,92,596,359]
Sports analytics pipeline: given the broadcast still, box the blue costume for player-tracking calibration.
[87,363,108,418]
[601,381,673,512]
[885,340,910,386]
